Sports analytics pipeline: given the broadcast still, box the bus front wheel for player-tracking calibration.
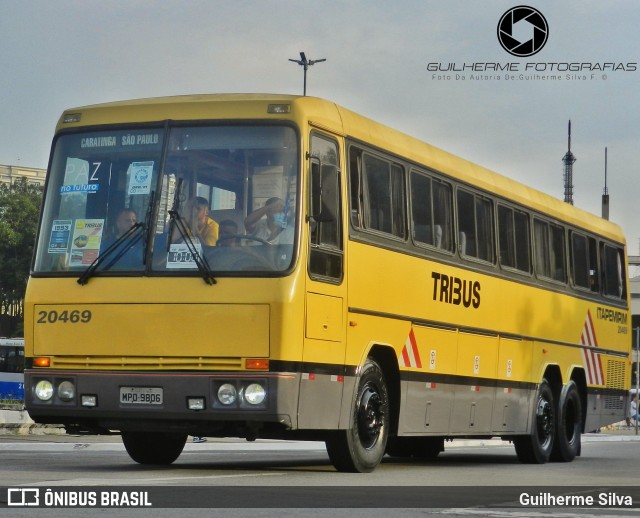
[325,358,390,473]
[514,379,555,464]
[122,431,187,465]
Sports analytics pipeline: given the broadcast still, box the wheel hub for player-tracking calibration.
[536,396,553,444]
[357,385,383,448]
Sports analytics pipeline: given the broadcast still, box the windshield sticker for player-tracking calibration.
[60,183,99,194]
[61,157,100,194]
[127,161,153,195]
[166,243,202,269]
[63,157,89,183]
[69,219,104,266]
[48,220,72,253]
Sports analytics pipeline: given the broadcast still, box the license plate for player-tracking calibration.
[120,386,163,405]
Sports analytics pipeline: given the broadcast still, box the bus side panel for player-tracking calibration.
[298,288,348,430]
[584,355,629,432]
[492,337,534,433]
[397,325,456,435]
[450,332,498,433]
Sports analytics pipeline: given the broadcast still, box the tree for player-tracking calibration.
[0,178,42,336]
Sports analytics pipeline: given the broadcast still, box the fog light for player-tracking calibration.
[244,383,266,405]
[35,380,54,401]
[57,381,75,402]
[218,384,237,405]
[81,395,97,407]
[188,397,205,411]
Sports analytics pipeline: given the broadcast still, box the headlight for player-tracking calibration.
[217,383,237,405]
[57,381,76,402]
[35,380,54,401]
[244,383,266,405]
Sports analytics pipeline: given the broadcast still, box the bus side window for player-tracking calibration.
[534,219,566,283]
[457,188,494,262]
[571,232,598,291]
[498,204,531,273]
[361,153,406,238]
[602,244,626,299]
[410,171,452,251]
[349,148,362,229]
[309,133,343,282]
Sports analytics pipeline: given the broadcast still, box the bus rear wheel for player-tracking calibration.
[551,380,582,462]
[122,431,187,465]
[514,379,555,464]
[325,358,389,473]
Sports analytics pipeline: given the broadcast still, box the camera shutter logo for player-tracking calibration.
[497,6,549,57]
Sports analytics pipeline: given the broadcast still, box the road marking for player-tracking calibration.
[21,472,286,487]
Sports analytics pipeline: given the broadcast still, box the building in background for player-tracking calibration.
[0,164,46,187]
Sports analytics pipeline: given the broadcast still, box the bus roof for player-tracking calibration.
[58,93,625,244]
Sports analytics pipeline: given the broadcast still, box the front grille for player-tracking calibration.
[48,356,244,370]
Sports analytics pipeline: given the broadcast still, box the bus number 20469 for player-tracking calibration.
[36,310,92,324]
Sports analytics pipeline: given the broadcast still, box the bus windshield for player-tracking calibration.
[34,124,299,277]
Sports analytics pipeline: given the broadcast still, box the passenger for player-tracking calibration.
[113,208,137,238]
[181,196,219,246]
[218,219,240,247]
[244,197,293,244]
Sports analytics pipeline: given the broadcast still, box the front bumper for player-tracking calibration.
[24,369,298,434]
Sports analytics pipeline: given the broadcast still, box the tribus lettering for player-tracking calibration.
[431,272,481,308]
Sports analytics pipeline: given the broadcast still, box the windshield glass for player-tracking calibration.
[34,124,299,277]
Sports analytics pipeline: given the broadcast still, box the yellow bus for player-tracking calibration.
[25,94,630,472]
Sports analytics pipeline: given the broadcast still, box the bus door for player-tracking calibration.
[298,131,347,429]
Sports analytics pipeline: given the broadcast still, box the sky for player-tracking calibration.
[1,0,638,251]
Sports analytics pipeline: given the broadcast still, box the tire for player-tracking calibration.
[550,380,582,462]
[326,359,390,472]
[386,437,444,459]
[122,431,187,465]
[514,379,555,464]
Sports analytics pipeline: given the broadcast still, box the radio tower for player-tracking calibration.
[562,120,577,204]
[602,147,609,220]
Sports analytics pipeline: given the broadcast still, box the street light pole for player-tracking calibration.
[289,52,326,96]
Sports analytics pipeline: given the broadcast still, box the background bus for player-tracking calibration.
[0,338,25,402]
[24,94,630,472]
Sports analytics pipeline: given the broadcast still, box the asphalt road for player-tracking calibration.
[1,429,639,517]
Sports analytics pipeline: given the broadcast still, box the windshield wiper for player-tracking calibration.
[77,222,144,286]
[168,209,216,285]
[142,190,155,265]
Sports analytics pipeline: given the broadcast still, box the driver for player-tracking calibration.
[244,197,292,244]
[218,219,240,247]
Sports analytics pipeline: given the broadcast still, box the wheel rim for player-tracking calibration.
[357,383,384,449]
[536,394,553,448]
